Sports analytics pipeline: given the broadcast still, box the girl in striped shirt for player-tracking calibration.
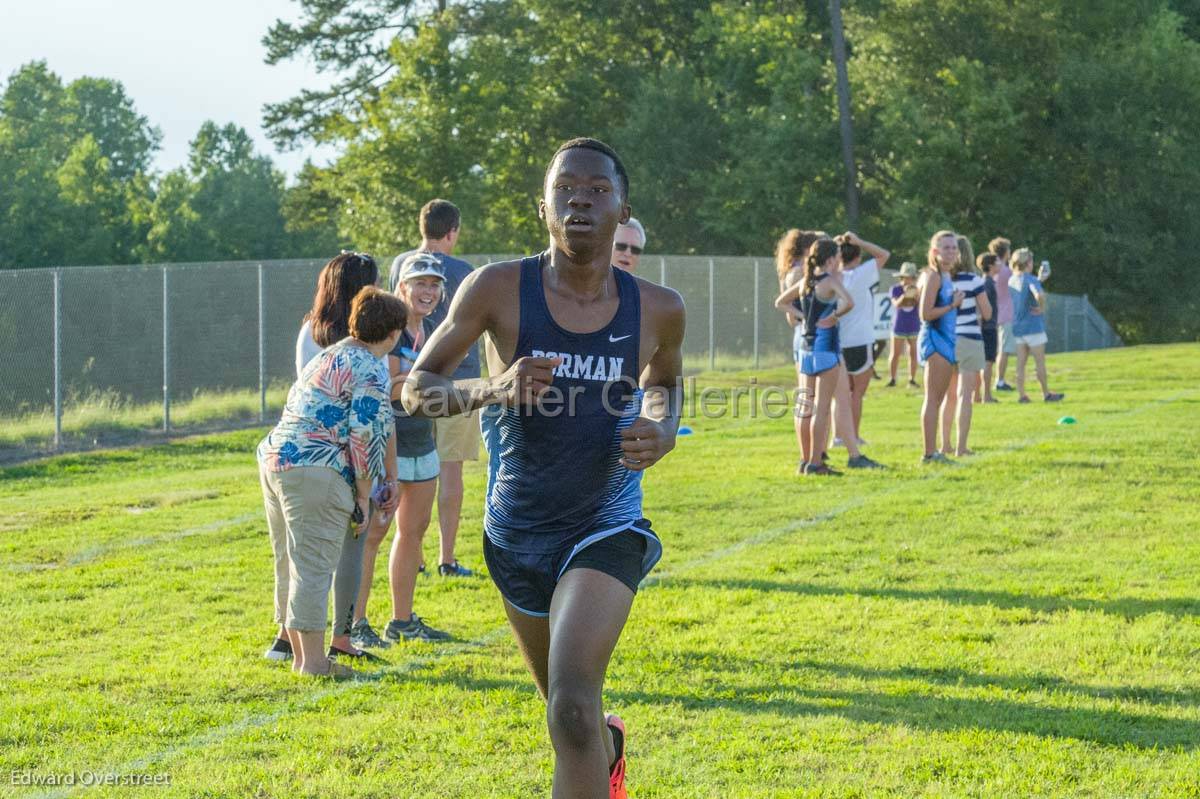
[939,236,992,456]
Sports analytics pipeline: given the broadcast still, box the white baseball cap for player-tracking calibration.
[399,253,445,282]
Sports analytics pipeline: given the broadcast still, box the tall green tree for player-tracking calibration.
[847,0,1200,341]
[141,122,293,262]
[0,62,159,267]
[263,0,835,255]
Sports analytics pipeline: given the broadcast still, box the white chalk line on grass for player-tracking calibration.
[6,513,260,573]
[31,386,1197,798]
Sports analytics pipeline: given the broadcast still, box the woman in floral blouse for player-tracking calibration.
[257,286,405,678]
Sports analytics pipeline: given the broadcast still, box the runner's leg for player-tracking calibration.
[388,479,437,621]
[812,368,838,463]
[850,369,872,440]
[940,370,958,454]
[547,568,635,798]
[355,512,392,624]
[504,599,551,698]
[997,339,1010,386]
[796,369,816,463]
[437,461,465,565]
[922,353,953,456]
[1016,344,1029,399]
[832,366,862,458]
[1032,345,1050,396]
[956,369,978,455]
[795,365,810,458]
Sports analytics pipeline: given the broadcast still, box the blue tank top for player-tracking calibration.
[481,253,644,553]
[928,269,957,339]
[799,273,840,353]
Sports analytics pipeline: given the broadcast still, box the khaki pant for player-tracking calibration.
[435,412,480,462]
[260,465,355,632]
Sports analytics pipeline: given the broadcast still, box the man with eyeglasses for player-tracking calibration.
[611,217,645,273]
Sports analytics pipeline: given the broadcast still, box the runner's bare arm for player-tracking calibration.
[843,232,891,269]
[403,264,560,418]
[977,290,993,323]
[774,280,803,310]
[621,288,685,472]
[829,274,854,317]
[919,269,955,321]
[781,270,802,326]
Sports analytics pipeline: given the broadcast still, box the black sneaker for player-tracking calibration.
[350,618,392,649]
[327,644,383,662]
[803,462,842,477]
[385,614,452,642]
[847,454,885,470]
[263,637,292,662]
[886,378,896,387]
[1044,392,1065,402]
[438,560,474,577]
[995,381,1015,392]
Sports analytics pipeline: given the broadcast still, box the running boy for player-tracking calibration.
[403,138,685,799]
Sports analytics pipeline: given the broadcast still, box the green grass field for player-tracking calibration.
[3,343,1199,798]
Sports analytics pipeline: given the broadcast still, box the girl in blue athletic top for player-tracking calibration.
[775,229,824,472]
[919,230,965,464]
[775,237,863,475]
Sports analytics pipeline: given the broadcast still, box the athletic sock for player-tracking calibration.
[609,723,624,771]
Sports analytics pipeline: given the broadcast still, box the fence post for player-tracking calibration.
[53,268,63,450]
[258,263,266,422]
[708,258,716,371]
[162,265,171,433]
[1082,293,1091,351]
[660,256,667,287]
[753,259,760,369]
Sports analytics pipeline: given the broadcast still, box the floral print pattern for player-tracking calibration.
[257,340,393,485]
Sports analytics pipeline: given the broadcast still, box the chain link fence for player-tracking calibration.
[0,256,1120,461]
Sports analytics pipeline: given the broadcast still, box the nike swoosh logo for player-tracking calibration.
[608,334,632,343]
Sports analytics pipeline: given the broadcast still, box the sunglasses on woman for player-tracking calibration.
[613,243,643,255]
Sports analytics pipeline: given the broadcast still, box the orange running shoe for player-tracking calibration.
[606,713,627,799]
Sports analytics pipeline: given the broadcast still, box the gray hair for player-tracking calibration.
[620,217,646,247]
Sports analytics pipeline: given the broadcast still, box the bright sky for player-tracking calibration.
[0,0,337,179]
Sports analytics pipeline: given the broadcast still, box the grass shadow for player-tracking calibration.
[412,666,1200,750]
[670,576,1200,620]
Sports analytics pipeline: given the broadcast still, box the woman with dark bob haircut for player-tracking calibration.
[257,286,406,679]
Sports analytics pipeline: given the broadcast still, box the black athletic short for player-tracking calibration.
[483,523,660,617]
[842,344,873,375]
[982,326,998,363]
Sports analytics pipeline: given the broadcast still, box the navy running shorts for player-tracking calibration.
[982,326,998,363]
[483,522,661,617]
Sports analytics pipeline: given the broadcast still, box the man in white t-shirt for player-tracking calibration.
[835,232,891,445]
